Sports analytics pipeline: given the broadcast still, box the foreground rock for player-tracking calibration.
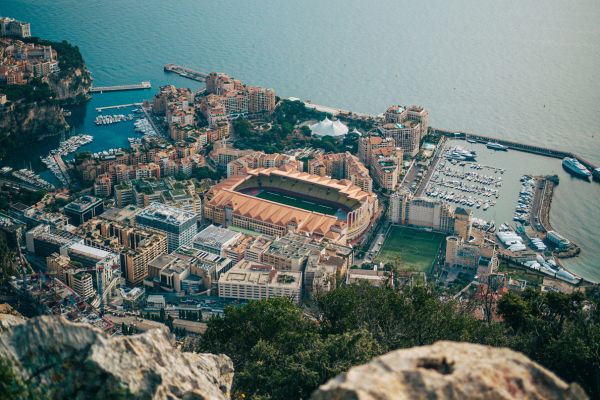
[0,316,233,399]
[312,341,587,400]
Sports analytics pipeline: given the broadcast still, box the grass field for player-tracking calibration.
[376,226,445,273]
[255,190,340,215]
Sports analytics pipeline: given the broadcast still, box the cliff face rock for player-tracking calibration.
[47,67,92,104]
[311,341,587,400]
[0,316,234,400]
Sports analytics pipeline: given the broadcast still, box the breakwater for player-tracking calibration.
[433,128,598,173]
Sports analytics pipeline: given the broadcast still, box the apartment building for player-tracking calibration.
[218,260,302,303]
[135,202,198,253]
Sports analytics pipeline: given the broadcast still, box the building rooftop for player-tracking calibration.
[219,260,302,289]
[68,242,113,260]
[136,202,197,226]
[193,224,242,250]
[64,196,102,212]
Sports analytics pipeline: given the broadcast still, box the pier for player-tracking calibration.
[433,128,599,172]
[53,154,72,187]
[90,81,151,93]
[95,102,143,112]
[164,64,207,82]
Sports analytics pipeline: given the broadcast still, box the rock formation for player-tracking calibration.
[0,316,233,400]
[311,341,587,400]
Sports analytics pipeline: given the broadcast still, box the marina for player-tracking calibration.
[95,114,134,125]
[40,134,93,186]
[11,168,55,191]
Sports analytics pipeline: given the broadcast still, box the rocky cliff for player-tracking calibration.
[0,316,233,400]
[311,341,588,400]
[0,38,92,159]
[47,66,92,104]
[0,316,589,400]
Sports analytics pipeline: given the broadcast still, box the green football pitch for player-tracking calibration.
[255,190,339,215]
[376,226,445,273]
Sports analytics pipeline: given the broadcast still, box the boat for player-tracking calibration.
[562,157,591,179]
[486,142,508,151]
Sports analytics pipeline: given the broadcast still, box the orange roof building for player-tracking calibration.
[203,167,378,244]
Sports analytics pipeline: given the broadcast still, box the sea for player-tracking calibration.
[1,0,599,281]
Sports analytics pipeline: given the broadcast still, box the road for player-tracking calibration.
[415,137,446,196]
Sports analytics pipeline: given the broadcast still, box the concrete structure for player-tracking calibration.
[389,189,472,239]
[25,225,82,258]
[135,203,198,253]
[347,268,389,287]
[204,167,378,244]
[227,151,302,178]
[218,260,302,303]
[443,235,498,281]
[78,218,167,285]
[307,152,373,193]
[379,121,421,158]
[192,224,242,256]
[64,196,104,226]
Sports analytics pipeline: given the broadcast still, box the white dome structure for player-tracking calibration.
[309,117,349,137]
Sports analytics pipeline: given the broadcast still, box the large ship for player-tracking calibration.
[486,142,508,151]
[562,157,591,179]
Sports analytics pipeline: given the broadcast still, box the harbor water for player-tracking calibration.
[2,0,599,281]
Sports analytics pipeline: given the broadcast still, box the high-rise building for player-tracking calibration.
[135,203,198,253]
[389,189,472,237]
[64,196,104,226]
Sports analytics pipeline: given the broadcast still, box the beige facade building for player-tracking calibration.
[218,260,302,303]
[389,189,472,238]
[306,152,373,193]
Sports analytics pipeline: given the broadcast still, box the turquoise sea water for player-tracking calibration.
[1,0,599,281]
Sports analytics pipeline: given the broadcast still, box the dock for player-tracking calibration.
[433,128,599,173]
[90,81,151,93]
[53,154,72,186]
[95,102,143,112]
[164,64,207,82]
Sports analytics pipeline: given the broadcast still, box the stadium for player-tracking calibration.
[203,167,378,244]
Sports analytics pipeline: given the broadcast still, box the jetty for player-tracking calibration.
[433,128,599,173]
[96,102,143,112]
[90,81,151,93]
[164,64,207,82]
[53,154,72,186]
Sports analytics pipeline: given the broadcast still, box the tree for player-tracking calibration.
[198,298,379,400]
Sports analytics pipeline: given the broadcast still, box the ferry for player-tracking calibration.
[562,157,591,179]
[486,142,508,151]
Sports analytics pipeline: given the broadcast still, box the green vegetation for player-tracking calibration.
[1,78,54,103]
[498,261,543,286]
[233,100,359,153]
[195,284,600,399]
[0,186,44,211]
[0,357,41,400]
[253,190,339,215]
[376,226,445,272]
